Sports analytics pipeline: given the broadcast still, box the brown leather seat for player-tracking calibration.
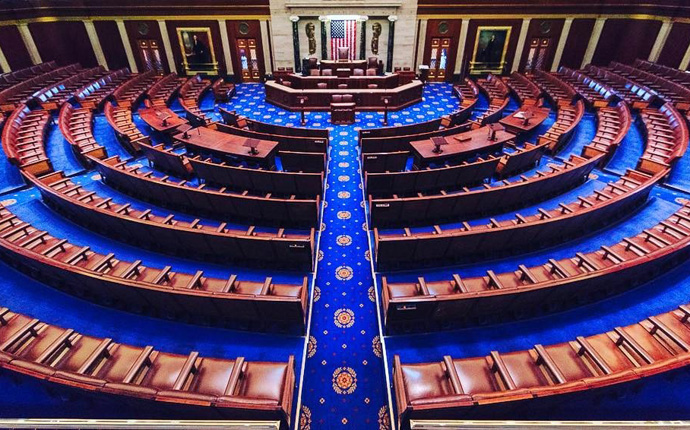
[352,69,364,76]
[309,69,320,76]
[317,83,327,89]
[338,83,348,89]
[367,84,378,89]
[366,68,377,76]
[330,94,355,124]
[337,47,350,61]
[321,69,332,76]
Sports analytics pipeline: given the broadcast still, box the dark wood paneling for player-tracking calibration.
[422,19,462,82]
[0,25,33,70]
[558,18,594,69]
[591,19,662,66]
[517,18,564,71]
[461,19,522,76]
[658,22,690,69]
[28,21,97,67]
[165,20,225,76]
[124,20,169,73]
[225,20,265,80]
[94,20,129,70]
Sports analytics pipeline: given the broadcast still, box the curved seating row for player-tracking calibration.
[608,62,690,112]
[537,99,585,153]
[475,74,510,125]
[138,141,193,178]
[212,78,236,103]
[113,70,160,108]
[0,64,81,112]
[104,102,151,151]
[528,69,578,106]
[381,202,690,329]
[146,73,186,108]
[0,62,56,91]
[369,153,601,227]
[503,72,543,105]
[374,168,660,268]
[179,74,212,126]
[637,102,689,175]
[453,78,480,118]
[581,101,632,165]
[0,204,308,327]
[219,108,328,154]
[22,171,315,269]
[582,65,657,110]
[0,306,295,428]
[30,66,108,112]
[634,59,690,91]
[556,67,615,108]
[394,301,690,429]
[91,155,320,228]
[358,117,441,142]
[1,104,52,175]
[58,102,107,164]
[73,68,130,111]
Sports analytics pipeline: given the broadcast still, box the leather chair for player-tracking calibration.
[367,57,379,69]
[367,84,378,89]
[352,69,364,76]
[338,47,350,62]
[366,68,377,76]
[338,83,348,89]
[309,69,320,76]
[321,69,333,76]
[330,94,355,125]
[317,83,328,89]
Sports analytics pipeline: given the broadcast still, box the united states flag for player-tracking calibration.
[330,20,357,60]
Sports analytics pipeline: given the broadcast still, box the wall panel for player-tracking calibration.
[165,20,226,76]
[94,20,129,70]
[657,22,690,69]
[123,20,169,73]
[0,25,33,70]
[517,18,565,71]
[225,20,265,79]
[28,21,97,67]
[558,18,594,69]
[591,19,662,66]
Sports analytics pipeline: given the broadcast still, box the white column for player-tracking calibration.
[218,19,234,75]
[551,17,573,71]
[414,19,427,72]
[680,43,690,71]
[84,20,108,69]
[260,19,273,75]
[648,19,673,62]
[581,17,606,67]
[116,19,138,73]
[453,18,470,75]
[511,18,531,72]
[0,44,10,73]
[18,23,42,65]
[157,20,177,74]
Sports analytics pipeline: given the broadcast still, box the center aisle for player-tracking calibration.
[226,83,458,429]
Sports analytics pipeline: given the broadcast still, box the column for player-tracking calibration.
[157,20,177,74]
[18,23,41,65]
[84,20,108,69]
[290,15,301,72]
[260,19,273,76]
[551,17,573,71]
[360,17,368,60]
[414,19,427,71]
[648,19,673,62]
[116,20,138,73]
[680,43,690,70]
[218,19,234,76]
[0,44,10,73]
[581,17,606,67]
[320,17,328,60]
[386,15,397,73]
[453,18,470,76]
[511,18,531,72]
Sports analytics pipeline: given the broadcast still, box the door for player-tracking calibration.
[524,38,551,72]
[137,40,164,74]
[236,38,261,82]
[427,38,452,82]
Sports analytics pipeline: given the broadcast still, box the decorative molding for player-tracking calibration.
[454,18,470,75]
[286,0,402,8]
[84,20,108,69]
[0,42,10,73]
[648,18,673,62]
[415,19,427,72]
[581,16,606,67]
[511,18,531,72]
[116,19,138,73]
[157,20,176,74]
[260,19,272,75]
[17,23,42,65]
[680,40,690,70]
[551,17,572,71]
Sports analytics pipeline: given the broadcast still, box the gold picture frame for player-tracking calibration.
[469,26,512,75]
[176,27,219,74]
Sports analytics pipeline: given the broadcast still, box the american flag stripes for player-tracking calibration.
[330,20,357,60]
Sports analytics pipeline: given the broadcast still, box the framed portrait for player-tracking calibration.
[176,27,218,74]
[469,26,512,75]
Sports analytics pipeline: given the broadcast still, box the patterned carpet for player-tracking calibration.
[224,83,458,429]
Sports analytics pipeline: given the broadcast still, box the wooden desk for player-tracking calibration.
[410,125,515,166]
[320,59,367,72]
[499,105,551,134]
[173,125,279,167]
[139,107,189,134]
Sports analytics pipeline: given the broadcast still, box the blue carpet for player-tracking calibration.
[0,153,24,194]
[606,115,644,175]
[668,139,690,192]
[559,111,597,157]
[92,114,133,160]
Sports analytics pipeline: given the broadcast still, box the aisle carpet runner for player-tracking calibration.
[225,83,458,429]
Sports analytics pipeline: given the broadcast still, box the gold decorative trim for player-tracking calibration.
[176,26,218,74]
[469,25,512,75]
